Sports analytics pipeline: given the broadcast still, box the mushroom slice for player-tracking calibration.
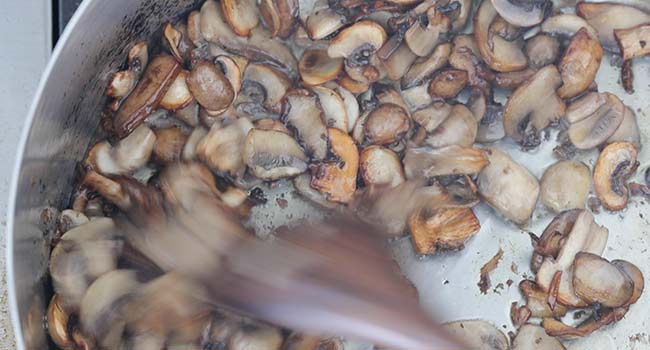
[425,104,477,148]
[525,34,560,69]
[381,43,418,81]
[441,320,509,350]
[519,280,568,318]
[87,125,156,175]
[577,2,650,52]
[572,252,635,308]
[564,91,607,124]
[405,7,451,57]
[305,6,346,40]
[404,146,489,179]
[327,20,387,61]
[187,60,235,113]
[106,70,136,99]
[448,35,491,94]
[114,55,181,138]
[164,22,185,63]
[541,14,598,38]
[338,74,370,94]
[283,333,343,350]
[153,127,189,164]
[336,86,360,133]
[282,90,329,160]
[243,129,307,180]
[197,117,254,177]
[299,48,344,86]
[542,308,629,339]
[402,83,434,110]
[557,28,603,99]
[490,68,535,90]
[292,173,340,210]
[401,42,451,89]
[593,142,638,211]
[475,0,528,72]
[182,127,208,161]
[215,55,244,99]
[374,84,409,114]
[259,0,298,38]
[540,160,591,213]
[467,88,487,122]
[175,101,199,127]
[428,69,468,99]
[80,270,141,349]
[243,63,292,113]
[503,65,565,146]
[254,118,291,134]
[221,0,259,36]
[615,24,650,60]
[160,70,194,111]
[344,57,383,84]
[409,207,480,255]
[229,323,283,350]
[364,103,410,145]
[47,294,74,349]
[512,324,566,350]
[128,41,149,76]
[476,104,506,143]
[611,260,644,306]
[491,0,551,27]
[608,107,641,150]
[450,0,473,32]
[568,93,625,150]
[477,148,539,224]
[360,146,405,188]
[312,86,349,132]
[413,101,452,133]
[187,11,204,46]
[311,128,359,203]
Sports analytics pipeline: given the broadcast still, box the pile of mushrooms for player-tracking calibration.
[47,0,650,348]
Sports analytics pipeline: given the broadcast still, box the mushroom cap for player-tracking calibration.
[327,20,387,59]
[540,160,591,213]
[187,60,235,112]
[525,34,560,69]
[572,252,635,308]
[364,103,411,145]
[221,0,260,37]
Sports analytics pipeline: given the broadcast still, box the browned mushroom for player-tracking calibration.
[242,63,292,114]
[428,69,468,99]
[47,295,74,349]
[408,207,480,255]
[577,2,650,52]
[557,28,603,99]
[475,0,528,72]
[312,86,349,132]
[364,103,410,145]
[87,125,156,175]
[593,142,638,211]
[405,6,451,57]
[615,23,650,61]
[524,34,560,69]
[197,118,254,177]
[221,0,259,36]
[153,127,189,164]
[187,60,235,113]
[105,70,136,99]
[360,146,405,188]
[311,128,359,203]
[425,104,477,148]
[381,43,418,81]
[567,93,625,150]
[413,103,450,133]
[259,0,298,38]
[304,1,346,40]
[160,70,194,111]
[519,280,567,318]
[611,259,645,307]
[572,252,635,308]
[282,90,329,160]
[401,42,451,89]
[327,20,387,62]
[299,48,344,86]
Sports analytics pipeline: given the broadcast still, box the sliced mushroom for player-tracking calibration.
[572,252,635,308]
[243,63,292,113]
[153,127,189,164]
[409,207,480,255]
[338,73,370,93]
[128,41,149,76]
[404,146,489,179]
[229,323,283,350]
[282,90,328,160]
[615,23,650,60]
[608,107,641,149]
[259,0,298,39]
[541,14,598,39]
[413,102,452,133]
[187,60,235,113]
[557,28,603,99]
[336,85,360,133]
[490,16,523,41]
[106,70,136,99]
[175,101,200,127]
[187,11,204,46]
[448,35,491,95]
[197,117,254,177]
[467,88,487,122]
[564,91,606,123]
[373,84,410,114]
[490,68,536,90]
[611,259,645,306]
[283,333,343,350]
[576,2,650,52]
[311,128,359,203]
[244,129,307,180]
[360,146,405,188]
[525,34,560,69]
[215,55,244,99]
[364,103,410,145]
[164,22,186,63]
[493,0,551,27]
[405,7,451,57]
[593,142,638,211]
[182,127,209,160]
[542,307,629,339]
[475,0,528,72]
[477,148,539,224]
[312,86,349,132]
[568,93,625,150]
[327,20,387,62]
[87,125,156,175]
[441,320,509,350]
[344,56,383,84]
[401,42,451,89]
[299,48,344,86]
[114,55,181,138]
[476,104,506,143]
[402,83,434,110]
[221,0,259,36]
[512,324,566,350]
[47,294,73,349]
[540,160,591,213]
[304,4,346,40]
[160,70,194,111]
[382,43,418,81]
[519,280,568,318]
[254,118,291,134]
[428,69,468,99]
[503,65,565,146]
[425,104,477,148]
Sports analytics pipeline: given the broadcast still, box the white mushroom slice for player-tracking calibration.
[525,34,560,69]
[221,0,260,36]
[441,320,509,350]
[413,101,452,133]
[475,0,528,72]
[282,90,328,160]
[312,86,348,132]
[577,2,650,52]
[405,7,451,57]
[305,6,346,40]
[540,160,591,213]
[568,93,625,150]
[593,142,638,211]
[512,324,566,350]
[402,83,434,110]
[503,65,565,145]
[259,0,299,39]
[244,63,292,113]
[182,127,208,161]
[425,104,477,148]
[404,146,489,179]
[299,48,344,86]
[557,28,603,99]
[382,43,418,81]
[327,20,387,60]
[229,324,283,350]
[477,148,539,224]
[105,70,136,98]
[197,118,254,177]
[607,107,641,149]
[541,14,598,38]
[491,0,551,27]
[401,43,451,89]
[352,110,370,144]
[244,129,307,180]
[615,23,650,60]
[160,70,194,111]
[573,252,635,308]
[468,88,487,122]
[88,125,156,175]
[364,103,411,145]
[336,86,359,133]
[360,146,405,188]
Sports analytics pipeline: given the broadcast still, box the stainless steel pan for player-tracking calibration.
[7,1,650,349]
